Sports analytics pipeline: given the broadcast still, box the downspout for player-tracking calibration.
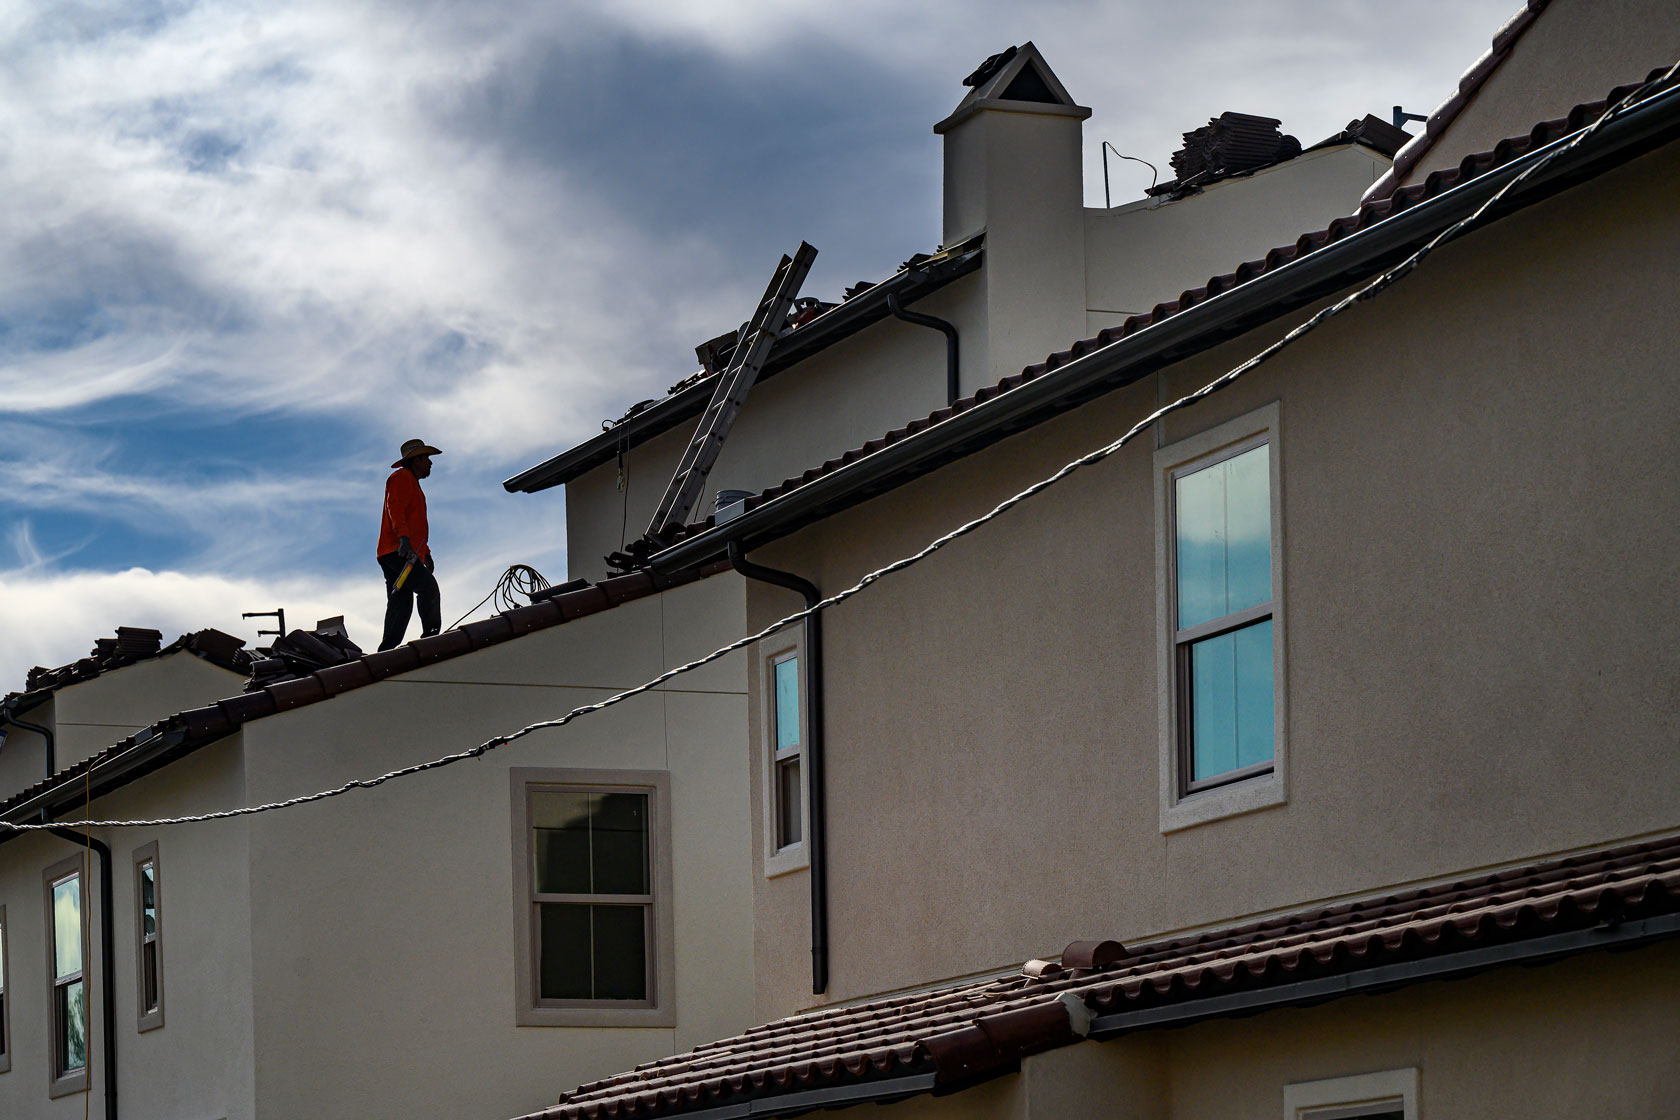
[0,702,56,822]
[46,826,118,1120]
[725,541,830,995]
[886,293,960,405]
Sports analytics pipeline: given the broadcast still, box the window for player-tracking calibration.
[771,652,803,850]
[509,768,675,1027]
[1156,403,1287,831]
[43,856,89,1097]
[133,842,163,1031]
[0,903,11,1075]
[1284,1068,1418,1120]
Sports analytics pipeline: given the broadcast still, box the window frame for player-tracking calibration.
[508,767,676,1028]
[1155,402,1289,832]
[132,841,163,1032]
[0,902,11,1075]
[1284,1067,1418,1120]
[762,641,810,877]
[42,854,90,1099]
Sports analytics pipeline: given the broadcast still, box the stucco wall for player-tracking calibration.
[51,653,247,771]
[1405,0,1680,184]
[563,286,971,583]
[237,574,752,1120]
[0,736,256,1120]
[1084,145,1387,326]
[743,139,1680,1015]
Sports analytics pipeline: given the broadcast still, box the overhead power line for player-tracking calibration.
[3,60,1673,835]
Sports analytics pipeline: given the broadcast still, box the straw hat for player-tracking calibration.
[392,438,443,468]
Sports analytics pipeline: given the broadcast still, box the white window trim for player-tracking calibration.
[43,854,90,1099]
[1284,1067,1419,1120]
[761,639,810,879]
[132,841,163,1032]
[508,766,676,1028]
[1155,401,1289,832]
[0,902,11,1075]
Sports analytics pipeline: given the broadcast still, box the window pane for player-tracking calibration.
[538,903,592,999]
[776,758,802,848]
[591,793,650,896]
[1234,619,1276,770]
[52,875,81,978]
[1176,444,1271,629]
[533,791,592,894]
[1224,445,1272,613]
[60,980,86,1072]
[143,941,159,1012]
[591,905,648,1001]
[774,657,801,751]
[1189,619,1274,781]
[141,862,156,936]
[1175,463,1226,629]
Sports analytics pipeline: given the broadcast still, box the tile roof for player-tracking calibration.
[644,66,1673,560]
[3,627,254,713]
[1364,0,1552,203]
[523,832,1680,1120]
[0,562,730,828]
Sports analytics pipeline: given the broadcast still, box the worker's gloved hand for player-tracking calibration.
[398,536,418,562]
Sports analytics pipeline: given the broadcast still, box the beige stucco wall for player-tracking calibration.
[1405,0,1680,185]
[236,574,752,1120]
[51,653,247,771]
[0,735,257,1120]
[1085,145,1388,326]
[742,138,1680,1017]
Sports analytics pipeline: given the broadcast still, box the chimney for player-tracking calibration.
[935,44,1091,389]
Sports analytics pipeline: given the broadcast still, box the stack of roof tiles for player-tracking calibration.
[1162,111,1301,189]
[245,627,366,691]
[16,626,255,698]
[523,834,1680,1120]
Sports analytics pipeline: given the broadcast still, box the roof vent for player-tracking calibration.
[1060,939,1127,969]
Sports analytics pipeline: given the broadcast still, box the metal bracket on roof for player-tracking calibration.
[645,243,817,543]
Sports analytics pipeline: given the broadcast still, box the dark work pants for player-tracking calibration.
[378,552,441,651]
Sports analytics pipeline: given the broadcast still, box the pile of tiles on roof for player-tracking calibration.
[1151,111,1302,196]
[245,622,365,692]
[21,626,255,695]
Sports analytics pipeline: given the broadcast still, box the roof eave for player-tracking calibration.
[649,81,1680,573]
[501,239,986,494]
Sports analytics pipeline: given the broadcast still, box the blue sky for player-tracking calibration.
[0,0,1520,688]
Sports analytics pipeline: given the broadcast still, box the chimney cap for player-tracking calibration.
[935,42,1090,135]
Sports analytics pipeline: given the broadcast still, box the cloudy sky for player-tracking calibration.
[0,0,1522,688]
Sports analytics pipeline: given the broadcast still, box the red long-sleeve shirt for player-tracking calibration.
[378,467,430,560]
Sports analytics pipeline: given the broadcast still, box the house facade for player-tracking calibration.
[0,571,756,1120]
[520,3,1680,1119]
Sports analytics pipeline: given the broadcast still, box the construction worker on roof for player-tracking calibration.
[378,438,443,651]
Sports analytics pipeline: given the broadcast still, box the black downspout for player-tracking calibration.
[886,293,959,406]
[46,826,118,1120]
[1,706,56,822]
[725,541,829,995]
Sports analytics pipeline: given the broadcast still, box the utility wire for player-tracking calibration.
[3,63,1671,835]
[446,564,551,631]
